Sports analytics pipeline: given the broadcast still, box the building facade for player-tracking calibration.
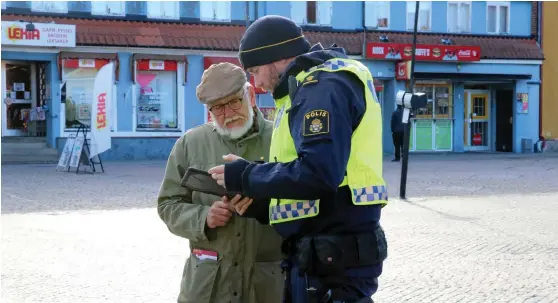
[1,1,543,160]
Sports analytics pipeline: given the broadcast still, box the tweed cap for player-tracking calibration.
[196,62,247,104]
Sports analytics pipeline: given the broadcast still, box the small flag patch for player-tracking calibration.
[192,249,218,261]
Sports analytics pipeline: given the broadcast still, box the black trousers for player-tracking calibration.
[392,132,404,160]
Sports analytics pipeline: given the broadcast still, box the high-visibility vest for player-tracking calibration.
[269,58,388,225]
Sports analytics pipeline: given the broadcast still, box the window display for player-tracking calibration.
[135,62,178,130]
[63,60,111,129]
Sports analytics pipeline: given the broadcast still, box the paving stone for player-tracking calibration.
[1,154,557,302]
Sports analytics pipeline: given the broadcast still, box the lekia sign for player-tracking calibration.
[365,42,481,62]
[1,21,76,47]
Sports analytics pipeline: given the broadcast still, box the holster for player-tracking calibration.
[293,225,388,278]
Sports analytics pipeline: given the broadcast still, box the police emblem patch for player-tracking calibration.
[303,110,329,136]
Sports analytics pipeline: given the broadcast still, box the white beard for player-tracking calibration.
[211,104,255,140]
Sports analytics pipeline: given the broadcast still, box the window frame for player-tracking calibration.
[447,1,472,33]
[146,1,180,20]
[200,1,232,22]
[486,1,510,34]
[406,1,432,32]
[31,1,68,14]
[60,60,118,134]
[364,1,390,30]
[290,1,332,26]
[131,60,185,132]
[91,1,126,16]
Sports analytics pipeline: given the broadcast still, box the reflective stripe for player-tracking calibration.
[269,200,319,221]
[352,185,388,203]
[307,59,368,74]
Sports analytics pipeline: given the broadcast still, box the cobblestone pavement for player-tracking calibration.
[2,154,558,303]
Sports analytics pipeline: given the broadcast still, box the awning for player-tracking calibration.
[57,52,118,81]
[131,54,188,84]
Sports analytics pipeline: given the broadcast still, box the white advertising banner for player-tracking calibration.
[89,63,113,159]
[1,21,76,47]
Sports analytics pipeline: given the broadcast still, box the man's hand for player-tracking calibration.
[208,154,244,187]
[224,194,254,216]
[206,200,233,229]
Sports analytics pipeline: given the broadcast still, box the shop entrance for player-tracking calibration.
[1,60,47,138]
[495,89,514,152]
[464,90,491,151]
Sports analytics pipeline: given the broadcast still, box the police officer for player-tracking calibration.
[209,15,388,303]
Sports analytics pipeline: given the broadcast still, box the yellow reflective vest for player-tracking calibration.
[269,58,388,225]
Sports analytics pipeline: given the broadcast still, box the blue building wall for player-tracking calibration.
[3,1,534,36]
[1,1,540,160]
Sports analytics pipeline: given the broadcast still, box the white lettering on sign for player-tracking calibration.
[458,50,471,57]
[372,47,385,55]
[149,60,165,70]
[78,59,96,68]
[1,21,76,47]
[416,48,430,56]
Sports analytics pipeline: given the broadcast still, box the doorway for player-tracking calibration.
[1,61,37,137]
[464,90,491,151]
[495,89,514,152]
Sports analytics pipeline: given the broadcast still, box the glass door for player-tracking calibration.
[1,61,36,137]
[464,91,490,151]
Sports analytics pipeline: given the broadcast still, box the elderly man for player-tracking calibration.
[157,62,284,303]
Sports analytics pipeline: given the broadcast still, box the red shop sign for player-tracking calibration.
[64,58,110,69]
[203,57,267,94]
[137,60,178,71]
[365,42,481,62]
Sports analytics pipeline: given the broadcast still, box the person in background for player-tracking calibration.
[390,104,405,162]
[157,62,284,303]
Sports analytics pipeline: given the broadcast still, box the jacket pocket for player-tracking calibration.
[179,256,221,303]
[252,261,283,303]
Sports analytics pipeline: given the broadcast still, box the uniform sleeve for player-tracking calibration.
[225,72,364,200]
[157,135,211,242]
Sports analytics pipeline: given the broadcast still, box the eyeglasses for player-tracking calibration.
[208,98,243,116]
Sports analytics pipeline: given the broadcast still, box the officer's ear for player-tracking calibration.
[247,84,256,107]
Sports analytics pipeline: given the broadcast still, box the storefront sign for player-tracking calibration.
[365,42,481,62]
[516,93,528,114]
[78,59,95,68]
[149,60,166,70]
[1,21,76,47]
[396,61,412,80]
[137,60,177,71]
[203,57,267,94]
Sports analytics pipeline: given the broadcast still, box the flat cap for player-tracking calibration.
[196,62,247,104]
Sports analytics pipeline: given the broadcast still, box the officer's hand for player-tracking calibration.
[224,194,254,216]
[206,201,233,229]
[208,154,245,187]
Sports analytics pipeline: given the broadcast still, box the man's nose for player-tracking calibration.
[253,75,265,90]
[223,104,236,117]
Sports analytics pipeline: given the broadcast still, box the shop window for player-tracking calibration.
[406,1,431,31]
[62,58,116,130]
[91,1,125,16]
[447,1,471,33]
[200,1,231,22]
[487,1,510,34]
[411,83,453,119]
[365,1,390,29]
[291,1,332,26]
[135,60,179,130]
[31,1,68,13]
[147,1,179,20]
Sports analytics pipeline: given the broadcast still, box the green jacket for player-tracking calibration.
[157,109,284,303]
